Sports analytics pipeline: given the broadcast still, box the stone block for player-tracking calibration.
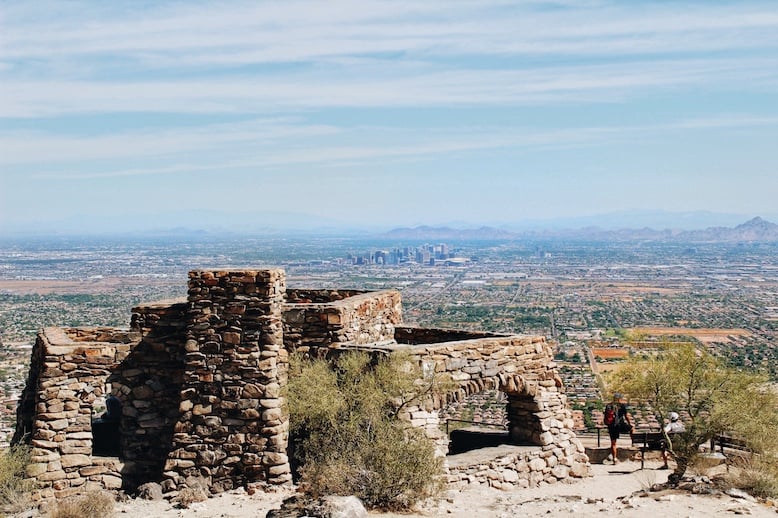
[501,469,519,483]
[37,470,67,482]
[60,454,91,468]
[79,466,107,477]
[261,407,283,422]
[26,463,48,477]
[528,458,546,471]
[193,404,212,415]
[569,462,591,478]
[223,332,241,345]
[263,452,288,466]
[101,475,123,489]
[49,419,70,431]
[551,465,570,479]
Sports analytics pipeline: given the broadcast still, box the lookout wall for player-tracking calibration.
[14,268,588,501]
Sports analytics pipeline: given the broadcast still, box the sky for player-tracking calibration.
[1,0,778,234]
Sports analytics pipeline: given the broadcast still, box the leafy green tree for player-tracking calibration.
[610,344,778,484]
[287,351,447,510]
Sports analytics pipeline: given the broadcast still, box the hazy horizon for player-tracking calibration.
[2,1,778,234]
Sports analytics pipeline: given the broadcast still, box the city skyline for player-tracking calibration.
[2,1,778,234]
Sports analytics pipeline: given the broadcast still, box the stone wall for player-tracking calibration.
[162,270,291,495]
[351,332,587,477]
[413,335,587,483]
[15,268,589,501]
[109,302,188,489]
[446,444,590,490]
[283,289,401,354]
[16,327,137,500]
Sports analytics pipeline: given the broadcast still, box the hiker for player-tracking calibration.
[604,393,633,464]
[661,411,685,469]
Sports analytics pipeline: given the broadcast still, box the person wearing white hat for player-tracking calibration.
[661,412,685,469]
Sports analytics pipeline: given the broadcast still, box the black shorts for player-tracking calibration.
[608,423,632,440]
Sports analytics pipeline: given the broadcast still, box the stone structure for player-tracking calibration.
[14,269,589,501]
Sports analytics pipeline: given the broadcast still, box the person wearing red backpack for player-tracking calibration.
[603,393,633,464]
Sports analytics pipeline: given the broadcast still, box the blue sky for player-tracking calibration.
[1,0,778,233]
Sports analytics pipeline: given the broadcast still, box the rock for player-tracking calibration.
[726,488,756,501]
[101,475,123,489]
[528,458,546,471]
[501,469,519,483]
[60,454,91,468]
[569,462,591,478]
[551,465,570,479]
[136,482,164,501]
[308,495,368,518]
[266,495,309,518]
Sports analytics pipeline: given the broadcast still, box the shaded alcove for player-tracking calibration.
[107,302,188,491]
[441,388,509,455]
[91,391,122,457]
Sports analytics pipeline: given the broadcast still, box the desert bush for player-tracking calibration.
[725,453,778,499]
[0,445,33,513]
[288,351,446,510]
[49,490,115,518]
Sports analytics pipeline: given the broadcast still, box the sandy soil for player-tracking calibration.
[109,459,777,518]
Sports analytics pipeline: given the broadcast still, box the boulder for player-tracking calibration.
[136,482,164,501]
[307,496,368,518]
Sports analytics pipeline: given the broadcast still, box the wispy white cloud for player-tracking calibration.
[0,0,776,125]
[11,113,777,180]
[0,118,339,165]
[3,57,777,118]
[2,1,778,228]
[3,1,778,67]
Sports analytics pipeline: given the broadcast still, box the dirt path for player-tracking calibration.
[108,459,777,517]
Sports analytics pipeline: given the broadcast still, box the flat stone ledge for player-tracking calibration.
[446,444,541,469]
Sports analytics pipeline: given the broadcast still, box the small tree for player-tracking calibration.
[610,343,778,484]
[287,351,448,510]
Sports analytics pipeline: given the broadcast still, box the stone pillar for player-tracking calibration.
[164,270,290,495]
[507,387,589,480]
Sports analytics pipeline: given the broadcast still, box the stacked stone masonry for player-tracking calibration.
[13,327,137,500]
[14,268,589,502]
[283,288,402,353]
[446,445,590,489]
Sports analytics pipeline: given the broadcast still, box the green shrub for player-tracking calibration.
[0,445,33,513]
[49,490,115,518]
[288,351,445,510]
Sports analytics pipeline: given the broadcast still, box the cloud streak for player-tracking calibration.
[2,1,777,228]
[3,57,777,118]
[10,114,778,180]
[3,1,778,66]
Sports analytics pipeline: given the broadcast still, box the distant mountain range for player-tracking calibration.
[382,217,778,242]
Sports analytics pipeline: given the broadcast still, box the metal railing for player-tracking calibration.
[445,419,507,436]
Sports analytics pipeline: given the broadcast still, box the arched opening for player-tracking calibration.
[442,388,508,454]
